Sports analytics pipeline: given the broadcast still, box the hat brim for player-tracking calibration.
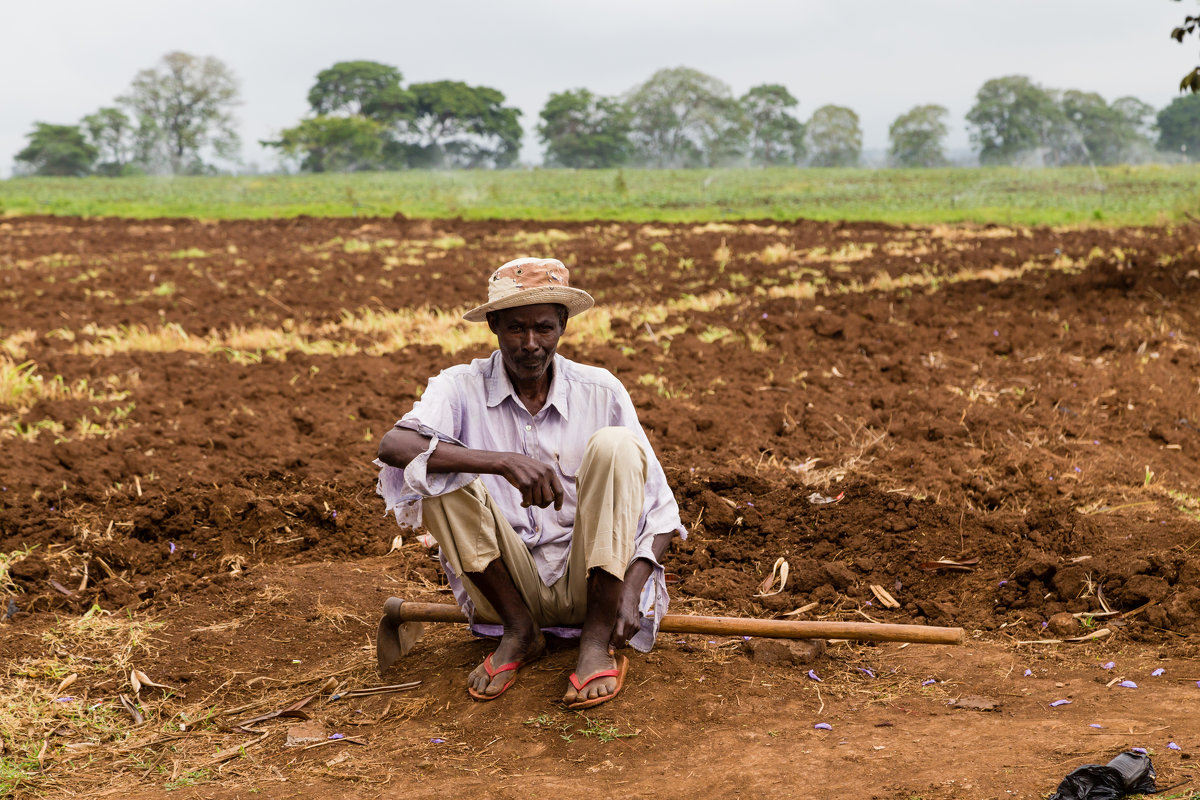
[462,286,594,322]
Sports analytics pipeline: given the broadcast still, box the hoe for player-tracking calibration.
[376,596,965,671]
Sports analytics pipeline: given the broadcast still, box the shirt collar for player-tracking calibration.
[544,354,569,421]
[484,351,569,421]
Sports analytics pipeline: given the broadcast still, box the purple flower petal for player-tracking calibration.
[1168,742,1182,751]
[55,697,75,703]
[1050,699,1071,707]
[1151,668,1165,677]
[858,668,876,678]
[998,580,1008,587]
[813,723,832,731]
[922,679,937,686]
[1102,661,1115,670]
[1089,724,1103,729]
[1118,680,1138,689]
[168,542,176,554]
[328,733,344,740]
[1132,747,1147,754]
[1041,621,1049,628]
[1196,681,1200,689]
[1024,669,1033,677]
[807,670,822,682]
[430,738,446,744]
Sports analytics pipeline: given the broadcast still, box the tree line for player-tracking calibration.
[14,54,1200,177]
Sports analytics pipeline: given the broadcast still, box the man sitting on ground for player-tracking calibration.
[375,257,685,708]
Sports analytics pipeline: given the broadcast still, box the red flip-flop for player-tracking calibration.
[467,652,524,701]
[566,655,629,710]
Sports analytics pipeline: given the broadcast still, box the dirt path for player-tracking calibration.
[2,215,1199,798]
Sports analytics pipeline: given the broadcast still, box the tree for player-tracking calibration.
[81,107,136,176]
[538,88,631,168]
[307,61,407,117]
[1157,93,1200,158]
[1057,90,1152,165]
[403,81,522,168]
[805,105,861,167]
[119,51,241,174]
[740,84,805,165]
[262,116,386,172]
[1170,1,1200,92]
[888,104,949,167]
[14,123,97,176]
[265,60,409,173]
[625,67,746,167]
[1112,96,1157,141]
[965,76,1063,165]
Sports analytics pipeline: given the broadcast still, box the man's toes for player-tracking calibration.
[582,679,613,701]
[468,667,493,695]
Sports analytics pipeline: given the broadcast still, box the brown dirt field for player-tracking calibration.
[2,214,1200,799]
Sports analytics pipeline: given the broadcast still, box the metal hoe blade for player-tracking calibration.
[375,597,426,672]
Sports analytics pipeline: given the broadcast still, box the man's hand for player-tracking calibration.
[611,585,642,649]
[610,534,673,650]
[499,452,564,510]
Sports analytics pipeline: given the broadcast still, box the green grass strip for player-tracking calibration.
[2,165,1198,226]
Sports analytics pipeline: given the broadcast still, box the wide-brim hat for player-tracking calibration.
[462,257,594,323]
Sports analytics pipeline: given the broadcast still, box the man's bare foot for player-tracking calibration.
[563,641,617,705]
[467,625,545,698]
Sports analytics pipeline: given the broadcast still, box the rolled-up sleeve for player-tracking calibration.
[610,386,688,551]
[374,371,478,529]
[609,383,687,652]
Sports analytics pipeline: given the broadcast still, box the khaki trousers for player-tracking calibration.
[421,426,646,627]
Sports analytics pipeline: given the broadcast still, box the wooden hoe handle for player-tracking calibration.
[382,598,965,646]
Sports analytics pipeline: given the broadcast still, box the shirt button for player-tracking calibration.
[525,424,532,431]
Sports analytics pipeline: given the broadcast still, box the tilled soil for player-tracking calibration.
[2,214,1200,799]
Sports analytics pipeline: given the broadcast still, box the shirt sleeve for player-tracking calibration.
[610,383,688,554]
[374,370,478,529]
[608,380,687,652]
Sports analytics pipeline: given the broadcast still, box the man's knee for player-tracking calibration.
[583,426,643,466]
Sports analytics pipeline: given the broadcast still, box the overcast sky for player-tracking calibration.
[2,0,1196,175]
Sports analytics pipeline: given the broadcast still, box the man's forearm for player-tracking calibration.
[378,428,505,475]
[378,428,564,509]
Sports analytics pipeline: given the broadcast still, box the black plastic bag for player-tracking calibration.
[1049,751,1157,800]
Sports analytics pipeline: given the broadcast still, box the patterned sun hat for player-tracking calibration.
[462,257,594,322]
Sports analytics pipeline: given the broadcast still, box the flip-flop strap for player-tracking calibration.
[569,667,621,692]
[483,653,521,679]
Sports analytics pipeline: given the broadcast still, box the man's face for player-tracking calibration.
[489,303,565,385]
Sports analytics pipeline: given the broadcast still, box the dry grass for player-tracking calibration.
[1,600,428,796]
[1,605,164,796]
[755,242,795,265]
[0,330,37,360]
[781,423,890,488]
[18,239,1123,369]
[0,545,35,595]
[1,362,135,410]
[343,307,492,355]
[502,229,574,249]
[0,358,42,410]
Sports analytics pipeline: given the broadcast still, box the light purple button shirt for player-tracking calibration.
[375,351,686,651]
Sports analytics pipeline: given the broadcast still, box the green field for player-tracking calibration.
[2,165,1198,226]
